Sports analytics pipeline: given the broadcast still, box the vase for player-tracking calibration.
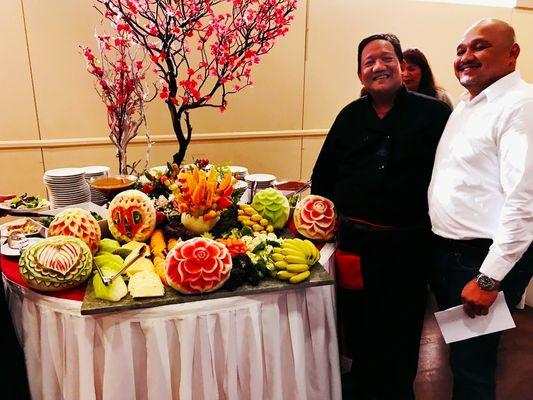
[181,213,220,234]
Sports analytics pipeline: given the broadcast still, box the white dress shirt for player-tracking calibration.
[428,70,533,281]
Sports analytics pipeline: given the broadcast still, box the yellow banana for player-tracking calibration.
[277,271,296,280]
[303,240,320,264]
[271,253,285,262]
[281,242,304,253]
[283,239,311,258]
[272,247,284,254]
[284,255,308,264]
[286,263,309,273]
[280,248,306,257]
[274,261,288,270]
[289,270,311,283]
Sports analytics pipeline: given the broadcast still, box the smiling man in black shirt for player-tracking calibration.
[312,34,450,399]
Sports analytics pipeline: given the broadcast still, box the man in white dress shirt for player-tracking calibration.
[428,19,533,400]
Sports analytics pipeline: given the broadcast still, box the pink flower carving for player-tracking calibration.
[166,237,232,294]
[294,195,337,241]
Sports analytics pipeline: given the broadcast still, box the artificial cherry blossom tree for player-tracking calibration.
[96,0,298,166]
[82,26,154,175]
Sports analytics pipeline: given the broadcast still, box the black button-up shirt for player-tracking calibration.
[311,87,451,226]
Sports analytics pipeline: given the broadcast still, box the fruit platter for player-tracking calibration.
[5,160,337,315]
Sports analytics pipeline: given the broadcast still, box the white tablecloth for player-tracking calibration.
[4,243,340,400]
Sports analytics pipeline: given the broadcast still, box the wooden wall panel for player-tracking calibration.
[303,0,513,130]
[0,149,45,196]
[23,0,306,141]
[0,0,39,141]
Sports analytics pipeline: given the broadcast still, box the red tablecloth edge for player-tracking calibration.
[0,255,85,301]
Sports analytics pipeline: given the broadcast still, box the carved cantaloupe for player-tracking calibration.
[47,208,101,254]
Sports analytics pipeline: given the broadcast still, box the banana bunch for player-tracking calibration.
[271,238,320,283]
[237,203,274,233]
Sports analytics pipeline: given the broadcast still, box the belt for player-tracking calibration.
[435,235,492,251]
[339,213,428,232]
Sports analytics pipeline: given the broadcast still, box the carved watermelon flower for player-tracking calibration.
[165,237,232,294]
[293,195,336,240]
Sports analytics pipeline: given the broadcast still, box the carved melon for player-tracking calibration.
[47,208,101,254]
[293,195,337,240]
[251,188,290,229]
[166,237,232,294]
[19,236,93,291]
[107,190,156,243]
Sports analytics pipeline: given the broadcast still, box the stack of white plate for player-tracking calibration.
[43,168,91,209]
[229,165,249,180]
[242,173,276,203]
[83,166,110,205]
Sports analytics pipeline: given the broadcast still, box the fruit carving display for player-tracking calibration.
[172,165,234,233]
[237,203,274,233]
[165,237,232,294]
[19,236,93,291]
[251,188,290,229]
[107,189,156,242]
[293,195,336,240]
[47,208,101,254]
[272,238,320,283]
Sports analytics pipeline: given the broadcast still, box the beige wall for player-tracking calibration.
[1,0,532,197]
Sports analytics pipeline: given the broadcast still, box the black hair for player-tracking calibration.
[403,48,438,97]
[357,33,403,74]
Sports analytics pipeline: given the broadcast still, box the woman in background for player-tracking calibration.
[402,48,454,109]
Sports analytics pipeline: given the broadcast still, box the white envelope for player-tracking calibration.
[434,292,515,344]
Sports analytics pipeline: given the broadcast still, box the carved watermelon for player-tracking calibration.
[107,189,156,243]
[19,236,93,291]
[293,195,336,240]
[48,208,101,254]
[251,188,290,229]
[165,237,232,294]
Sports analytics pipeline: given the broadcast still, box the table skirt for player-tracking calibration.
[4,244,340,400]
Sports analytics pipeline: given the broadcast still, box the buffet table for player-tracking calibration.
[1,244,340,400]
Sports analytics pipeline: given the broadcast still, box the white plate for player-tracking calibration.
[0,237,44,257]
[0,199,50,213]
[244,174,276,184]
[44,168,85,178]
[233,180,248,190]
[0,218,46,237]
[83,166,110,176]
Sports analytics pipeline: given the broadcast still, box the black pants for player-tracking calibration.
[337,219,430,400]
[0,276,31,400]
[430,235,533,400]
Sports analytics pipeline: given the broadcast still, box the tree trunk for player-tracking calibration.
[118,149,127,175]
[169,104,191,166]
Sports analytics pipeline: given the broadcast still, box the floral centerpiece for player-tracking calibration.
[96,0,298,166]
[82,19,154,175]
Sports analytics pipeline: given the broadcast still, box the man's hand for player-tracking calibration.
[461,278,498,318]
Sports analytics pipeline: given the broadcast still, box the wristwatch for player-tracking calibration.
[476,274,499,291]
